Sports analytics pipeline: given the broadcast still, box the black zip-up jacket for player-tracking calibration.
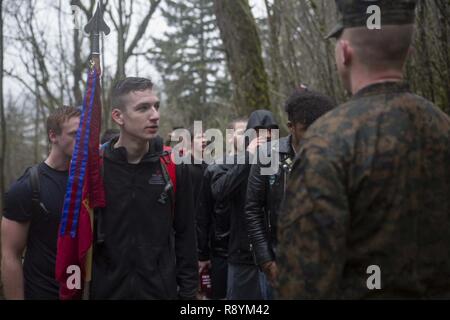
[187,159,207,212]
[245,135,295,266]
[91,137,198,300]
[211,110,278,265]
[196,164,231,260]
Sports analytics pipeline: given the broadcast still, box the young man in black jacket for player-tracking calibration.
[211,110,278,300]
[196,118,247,299]
[186,127,208,212]
[245,88,335,296]
[91,77,198,300]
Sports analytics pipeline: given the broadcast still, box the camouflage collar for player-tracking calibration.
[352,81,410,100]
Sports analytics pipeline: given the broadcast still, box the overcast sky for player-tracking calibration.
[3,0,267,101]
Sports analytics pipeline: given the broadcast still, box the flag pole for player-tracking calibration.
[82,1,110,300]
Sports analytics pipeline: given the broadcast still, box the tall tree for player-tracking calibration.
[406,0,450,113]
[259,0,448,112]
[214,0,271,116]
[0,0,5,211]
[436,0,450,112]
[151,0,231,127]
[260,0,344,103]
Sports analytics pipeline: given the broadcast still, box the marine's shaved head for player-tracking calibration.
[341,24,414,72]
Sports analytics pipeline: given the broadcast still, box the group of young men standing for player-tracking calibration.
[2,78,198,299]
[0,76,333,300]
[2,0,450,300]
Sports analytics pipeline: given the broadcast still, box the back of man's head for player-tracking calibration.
[46,105,81,141]
[111,77,154,110]
[342,24,414,72]
[285,87,336,128]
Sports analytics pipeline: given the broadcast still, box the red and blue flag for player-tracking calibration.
[55,64,106,300]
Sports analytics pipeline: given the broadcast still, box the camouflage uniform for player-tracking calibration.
[277,0,450,299]
[277,81,450,299]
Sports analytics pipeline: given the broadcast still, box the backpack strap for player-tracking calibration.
[99,143,106,180]
[161,146,177,194]
[160,146,177,220]
[29,164,50,218]
[29,165,41,217]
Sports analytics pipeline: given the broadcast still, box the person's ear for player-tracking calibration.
[287,121,294,134]
[111,108,124,126]
[48,129,58,144]
[339,40,353,67]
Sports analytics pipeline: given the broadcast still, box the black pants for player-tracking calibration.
[211,255,228,299]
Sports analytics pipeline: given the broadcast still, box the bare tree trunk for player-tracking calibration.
[199,0,207,105]
[417,1,436,102]
[34,96,40,163]
[436,0,450,113]
[214,0,271,116]
[264,0,282,108]
[33,57,41,163]
[101,31,111,129]
[0,0,5,211]
[116,0,126,80]
[73,27,84,106]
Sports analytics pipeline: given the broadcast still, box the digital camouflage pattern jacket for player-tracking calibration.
[277,82,450,299]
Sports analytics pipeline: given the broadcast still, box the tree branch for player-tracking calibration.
[124,0,161,61]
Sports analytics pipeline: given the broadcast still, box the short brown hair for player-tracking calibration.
[111,77,154,110]
[46,105,81,138]
[344,25,414,71]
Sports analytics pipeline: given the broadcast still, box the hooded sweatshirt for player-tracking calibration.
[91,136,198,299]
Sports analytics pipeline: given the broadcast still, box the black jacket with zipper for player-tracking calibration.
[245,135,295,266]
[91,137,198,300]
[211,110,278,265]
[187,158,207,213]
[196,163,231,261]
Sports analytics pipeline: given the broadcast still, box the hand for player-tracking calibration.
[197,260,211,300]
[261,261,278,287]
[246,136,267,156]
[198,260,211,274]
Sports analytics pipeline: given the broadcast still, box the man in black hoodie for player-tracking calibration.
[245,88,335,298]
[90,77,198,300]
[211,110,278,300]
